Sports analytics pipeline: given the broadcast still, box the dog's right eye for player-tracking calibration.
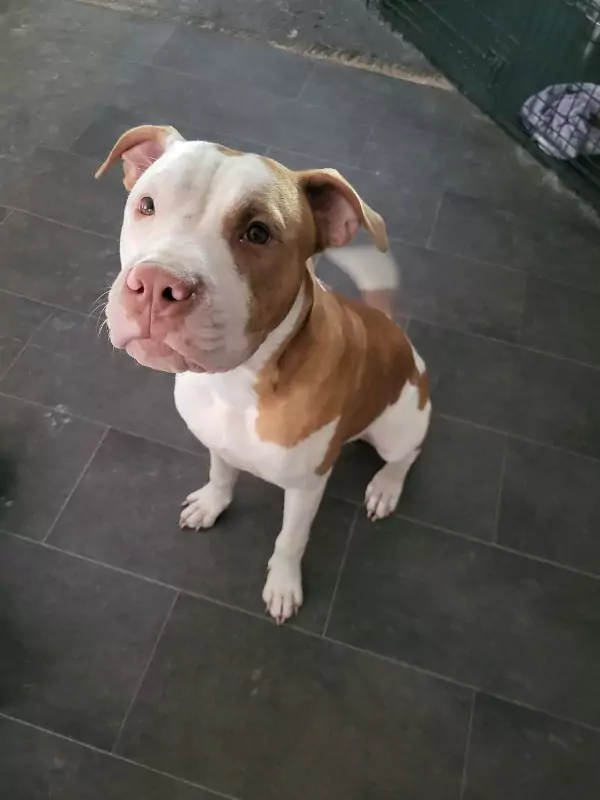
[244,222,270,245]
[139,196,155,216]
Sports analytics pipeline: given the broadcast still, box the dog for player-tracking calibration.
[97,125,431,623]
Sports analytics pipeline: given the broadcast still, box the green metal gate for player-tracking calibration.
[377,0,600,199]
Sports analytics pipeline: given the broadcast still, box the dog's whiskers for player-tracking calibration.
[97,318,110,339]
[88,289,111,320]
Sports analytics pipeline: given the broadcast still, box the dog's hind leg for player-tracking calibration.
[365,449,422,521]
[363,360,431,522]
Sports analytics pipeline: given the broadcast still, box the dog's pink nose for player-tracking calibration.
[125,265,194,310]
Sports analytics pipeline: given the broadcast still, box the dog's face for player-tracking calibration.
[98,125,387,374]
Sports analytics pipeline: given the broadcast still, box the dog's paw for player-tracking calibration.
[179,483,231,530]
[365,469,403,521]
[262,553,303,624]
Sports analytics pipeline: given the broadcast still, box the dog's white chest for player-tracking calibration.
[174,372,336,488]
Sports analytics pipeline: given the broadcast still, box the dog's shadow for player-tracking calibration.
[0,450,18,523]
[0,451,47,711]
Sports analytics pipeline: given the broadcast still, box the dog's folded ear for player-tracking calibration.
[95,125,184,190]
[296,168,388,253]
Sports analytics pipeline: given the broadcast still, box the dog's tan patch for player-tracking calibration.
[254,277,417,473]
[215,143,244,157]
[221,160,317,354]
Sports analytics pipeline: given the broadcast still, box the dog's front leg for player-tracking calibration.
[263,475,329,624]
[180,450,238,530]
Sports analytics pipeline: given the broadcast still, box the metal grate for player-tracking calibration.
[377,0,600,200]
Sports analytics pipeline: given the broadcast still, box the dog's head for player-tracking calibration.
[97,125,388,373]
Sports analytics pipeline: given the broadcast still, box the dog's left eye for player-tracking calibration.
[138,196,155,216]
[244,222,270,245]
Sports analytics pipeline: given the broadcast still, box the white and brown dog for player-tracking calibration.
[97,125,431,623]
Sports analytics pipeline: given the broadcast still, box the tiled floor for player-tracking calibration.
[2,1,600,798]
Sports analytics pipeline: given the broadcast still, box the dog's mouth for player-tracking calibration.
[125,338,206,374]
[105,276,248,374]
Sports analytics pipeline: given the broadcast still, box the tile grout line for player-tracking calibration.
[80,91,377,173]
[321,630,600,735]
[9,169,600,303]
[5,269,600,373]
[125,57,462,143]
[0,209,14,226]
[111,590,180,755]
[13,147,600,297]
[491,441,509,544]
[137,18,180,65]
[357,116,380,170]
[293,61,317,102]
[42,427,110,544]
[3,379,600,542]
[322,506,358,636]
[424,193,444,248]
[0,390,205,459]
[410,314,600,373]
[3,528,600,735]
[0,312,53,384]
[435,410,600,466]
[1,205,119,242]
[391,510,600,582]
[2,380,600,486]
[459,692,477,800]
[0,712,241,800]
[515,273,530,346]
[0,286,113,323]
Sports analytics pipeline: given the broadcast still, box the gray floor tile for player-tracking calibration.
[116,596,473,800]
[329,416,506,541]
[0,292,49,377]
[0,1,154,157]
[498,440,600,576]
[2,0,174,67]
[407,321,517,432]
[445,134,549,210]
[0,394,105,541]
[72,106,270,163]
[450,114,591,216]
[507,349,600,460]
[0,212,119,314]
[364,111,542,211]
[268,148,440,245]
[431,193,520,267]
[360,123,450,192]
[114,65,372,166]
[0,147,126,238]
[409,320,600,458]
[328,516,600,728]
[340,171,441,247]
[432,192,600,292]
[152,27,314,98]
[319,242,525,341]
[107,15,175,64]
[266,145,362,175]
[49,430,353,633]
[463,695,600,800]
[0,717,211,800]
[0,533,175,748]
[398,244,525,341]
[521,277,600,366]
[301,61,474,133]
[0,208,9,224]
[0,309,196,452]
